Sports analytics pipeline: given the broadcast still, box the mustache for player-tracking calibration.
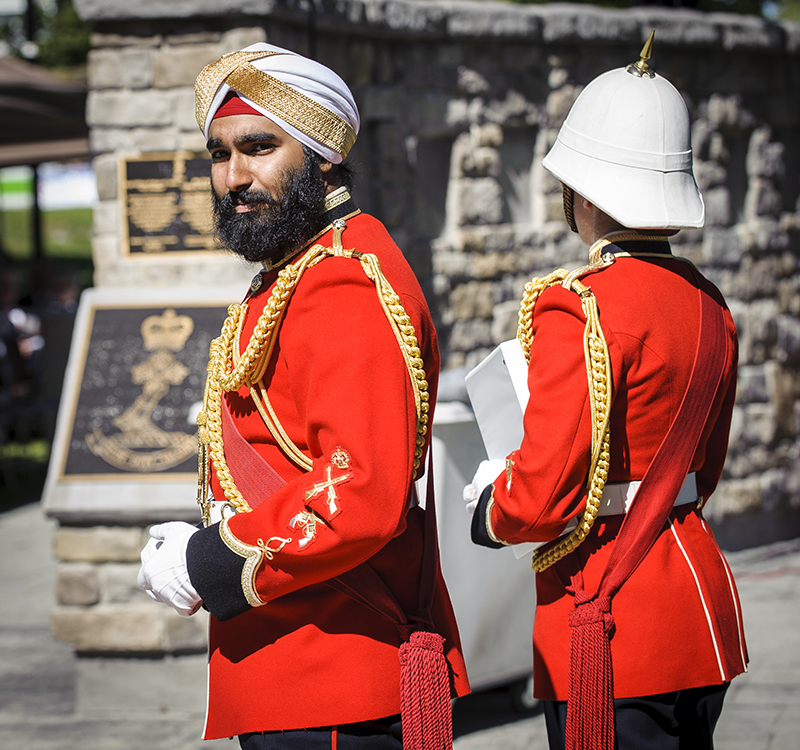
[218,188,277,210]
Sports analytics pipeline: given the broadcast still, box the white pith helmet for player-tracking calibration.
[542,32,704,230]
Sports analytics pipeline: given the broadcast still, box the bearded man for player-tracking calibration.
[137,43,469,750]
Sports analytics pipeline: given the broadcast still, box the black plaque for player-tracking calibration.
[120,152,220,255]
[60,304,228,480]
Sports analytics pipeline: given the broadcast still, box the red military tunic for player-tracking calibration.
[479,239,747,701]
[187,207,469,738]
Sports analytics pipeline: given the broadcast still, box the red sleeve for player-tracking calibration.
[205,254,425,609]
[489,285,623,545]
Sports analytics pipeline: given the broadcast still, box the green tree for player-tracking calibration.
[36,0,91,70]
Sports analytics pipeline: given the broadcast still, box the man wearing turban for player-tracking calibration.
[137,43,469,749]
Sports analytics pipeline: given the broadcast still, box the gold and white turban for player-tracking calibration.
[195,43,359,164]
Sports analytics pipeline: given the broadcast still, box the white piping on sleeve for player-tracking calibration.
[669,519,727,683]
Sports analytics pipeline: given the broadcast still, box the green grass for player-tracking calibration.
[1,207,94,291]
[1,207,93,260]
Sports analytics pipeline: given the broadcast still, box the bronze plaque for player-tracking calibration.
[60,303,227,480]
[120,151,219,256]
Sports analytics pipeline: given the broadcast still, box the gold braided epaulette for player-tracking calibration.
[196,222,430,522]
[516,261,613,573]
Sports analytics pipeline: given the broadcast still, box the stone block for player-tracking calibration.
[736,365,769,404]
[491,300,520,343]
[545,85,577,121]
[722,18,782,51]
[178,131,209,153]
[446,6,539,39]
[130,126,180,153]
[702,227,739,266]
[51,605,165,652]
[91,235,121,283]
[454,177,503,226]
[165,608,209,652]
[153,44,220,88]
[92,153,118,201]
[91,31,162,48]
[740,403,778,447]
[88,47,154,89]
[56,563,100,606]
[219,26,267,52]
[694,160,727,192]
[54,526,144,563]
[99,563,145,604]
[86,89,173,128]
[457,66,490,95]
[711,478,763,519]
[746,127,785,180]
[92,200,119,238]
[448,318,492,352]
[470,251,517,279]
[703,187,731,227]
[89,126,135,154]
[449,281,494,320]
[777,315,800,366]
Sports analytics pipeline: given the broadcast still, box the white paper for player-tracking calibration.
[465,339,530,461]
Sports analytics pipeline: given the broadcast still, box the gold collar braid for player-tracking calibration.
[516,267,613,573]
[196,224,429,521]
[195,49,357,160]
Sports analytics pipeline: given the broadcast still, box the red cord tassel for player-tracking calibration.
[398,631,453,750]
[565,594,615,750]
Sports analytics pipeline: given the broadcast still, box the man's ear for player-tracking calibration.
[318,160,334,174]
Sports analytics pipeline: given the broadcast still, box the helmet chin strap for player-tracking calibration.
[562,183,579,234]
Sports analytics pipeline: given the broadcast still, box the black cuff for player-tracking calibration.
[186,523,252,621]
[470,484,504,549]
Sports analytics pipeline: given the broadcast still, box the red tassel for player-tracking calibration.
[565,594,615,750]
[398,631,453,750]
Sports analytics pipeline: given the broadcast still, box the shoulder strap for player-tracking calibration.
[565,281,729,750]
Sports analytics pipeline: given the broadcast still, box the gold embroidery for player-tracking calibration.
[305,464,351,517]
[219,517,291,607]
[331,447,351,470]
[195,51,356,159]
[289,510,326,550]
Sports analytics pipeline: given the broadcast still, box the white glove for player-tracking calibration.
[137,522,202,617]
[463,458,506,515]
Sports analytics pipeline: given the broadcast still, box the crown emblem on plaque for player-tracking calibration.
[141,308,194,351]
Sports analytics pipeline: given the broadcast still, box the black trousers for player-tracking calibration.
[238,716,402,749]
[543,683,729,750]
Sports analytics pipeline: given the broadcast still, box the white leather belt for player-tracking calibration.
[208,500,237,525]
[596,472,697,516]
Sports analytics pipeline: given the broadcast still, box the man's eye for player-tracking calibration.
[210,150,228,161]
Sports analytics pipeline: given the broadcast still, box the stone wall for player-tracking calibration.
[59,0,800,655]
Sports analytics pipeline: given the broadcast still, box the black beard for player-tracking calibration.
[212,150,327,265]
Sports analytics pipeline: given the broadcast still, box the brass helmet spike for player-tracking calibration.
[626,30,656,79]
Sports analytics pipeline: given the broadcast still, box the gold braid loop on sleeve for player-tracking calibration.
[516,268,612,573]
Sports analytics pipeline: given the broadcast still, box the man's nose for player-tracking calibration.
[224,153,252,193]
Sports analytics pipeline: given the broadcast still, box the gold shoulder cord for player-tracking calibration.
[196,222,430,522]
[517,263,613,573]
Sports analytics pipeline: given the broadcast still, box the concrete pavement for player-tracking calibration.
[0,500,798,749]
